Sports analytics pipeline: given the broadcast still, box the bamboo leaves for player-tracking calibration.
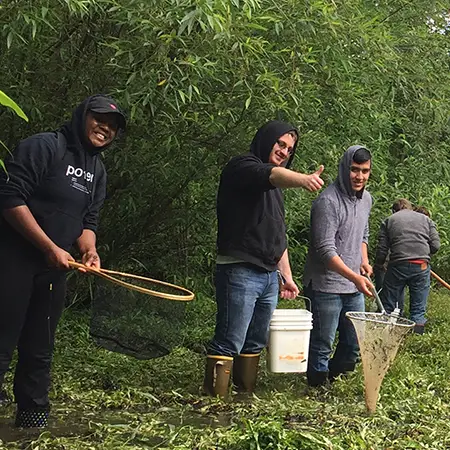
[0,90,28,122]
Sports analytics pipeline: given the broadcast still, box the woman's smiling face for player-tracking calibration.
[85,111,119,147]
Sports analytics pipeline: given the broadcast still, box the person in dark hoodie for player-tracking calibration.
[303,146,374,387]
[0,94,126,427]
[203,120,325,398]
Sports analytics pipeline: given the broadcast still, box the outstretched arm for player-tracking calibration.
[269,165,325,191]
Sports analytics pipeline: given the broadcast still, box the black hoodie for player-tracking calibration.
[216,120,298,271]
[0,95,124,250]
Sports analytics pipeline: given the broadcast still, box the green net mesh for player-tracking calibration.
[90,274,188,359]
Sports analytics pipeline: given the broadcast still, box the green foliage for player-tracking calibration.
[1,0,450,290]
[0,90,28,122]
[0,89,28,172]
[2,289,450,448]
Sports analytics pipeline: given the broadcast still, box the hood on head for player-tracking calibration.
[337,144,369,199]
[250,120,298,168]
[59,94,126,154]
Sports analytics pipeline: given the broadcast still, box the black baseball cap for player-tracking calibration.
[88,95,127,130]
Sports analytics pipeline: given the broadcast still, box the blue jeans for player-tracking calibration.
[208,263,279,357]
[305,285,364,373]
[380,262,430,325]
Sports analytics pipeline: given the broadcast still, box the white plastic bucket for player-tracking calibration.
[267,309,313,373]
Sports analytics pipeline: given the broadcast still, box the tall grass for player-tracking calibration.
[1,287,450,449]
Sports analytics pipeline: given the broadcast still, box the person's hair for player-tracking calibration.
[288,130,298,142]
[414,205,430,217]
[392,198,413,213]
[353,148,371,164]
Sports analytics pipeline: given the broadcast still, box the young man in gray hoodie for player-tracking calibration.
[303,146,374,387]
[375,199,440,334]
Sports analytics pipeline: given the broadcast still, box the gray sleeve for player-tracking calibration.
[375,219,389,265]
[362,220,369,244]
[429,220,440,254]
[310,197,340,263]
[362,193,372,244]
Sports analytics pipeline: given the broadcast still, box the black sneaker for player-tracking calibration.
[15,408,49,428]
[413,324,425,335]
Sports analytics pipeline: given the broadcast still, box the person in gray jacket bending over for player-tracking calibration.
[303,146,374,387]
[375,198,440,334]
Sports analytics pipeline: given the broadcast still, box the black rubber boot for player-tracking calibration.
[233,353,260,393]
[328,361,356,382]
[306,370,329,387]
[15,407,49,428]
[203,355,233,399]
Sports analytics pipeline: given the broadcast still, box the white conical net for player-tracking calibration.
[346,312,414,413]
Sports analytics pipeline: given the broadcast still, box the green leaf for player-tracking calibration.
[6,31,13,49]
[178,90,186,104]
[32,20,37,39]
[0,91,28,122]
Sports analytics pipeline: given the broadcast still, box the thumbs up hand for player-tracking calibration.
[302,165,324,192]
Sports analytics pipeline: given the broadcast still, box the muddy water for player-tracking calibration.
[0,404,117,443]
[0,403,232,445]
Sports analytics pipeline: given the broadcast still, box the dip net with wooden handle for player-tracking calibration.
[69,261,194,359]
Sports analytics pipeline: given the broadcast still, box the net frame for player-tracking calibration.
[346,312,415,328]
[69,261,194,301]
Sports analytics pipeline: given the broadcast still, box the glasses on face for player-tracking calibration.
[276,139,294,156]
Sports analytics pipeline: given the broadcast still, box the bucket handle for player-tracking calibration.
[277,294,311,311]
[277,271,311,310]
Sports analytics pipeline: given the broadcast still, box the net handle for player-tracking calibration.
[365,275,386,314]
[431,270,450,291]
[68,261,195,302]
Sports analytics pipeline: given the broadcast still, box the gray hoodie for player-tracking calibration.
[303,145,373,294]
[375,209,440,265]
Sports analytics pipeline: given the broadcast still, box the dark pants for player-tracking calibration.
[0,235,66,410]
[381,262,430,325]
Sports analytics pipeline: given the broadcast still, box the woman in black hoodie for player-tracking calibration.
[0,94,126,427]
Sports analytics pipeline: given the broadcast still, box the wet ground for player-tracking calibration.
[0,401,233,445]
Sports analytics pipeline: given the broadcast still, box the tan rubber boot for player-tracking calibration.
[233,353,261,393]
[203,355,233,398]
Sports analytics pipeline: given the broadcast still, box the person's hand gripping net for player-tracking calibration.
[353,274,374,297]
